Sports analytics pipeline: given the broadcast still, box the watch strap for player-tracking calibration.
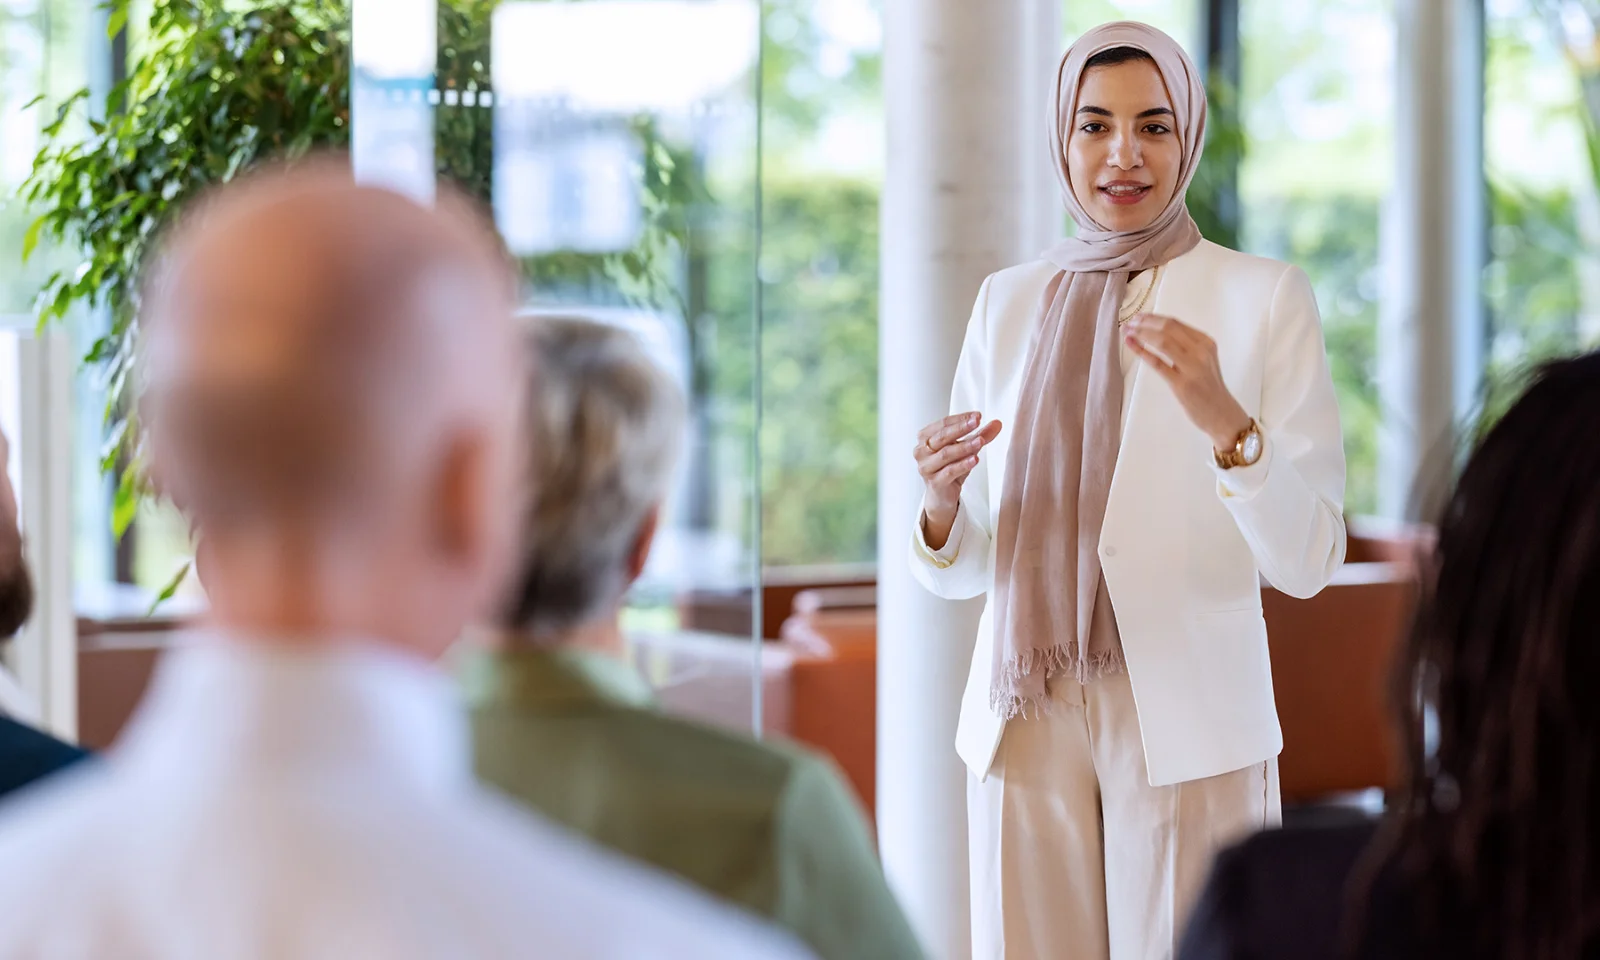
[1214,418,1261,470]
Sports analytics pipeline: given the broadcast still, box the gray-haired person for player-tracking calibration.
[466,315,925,960]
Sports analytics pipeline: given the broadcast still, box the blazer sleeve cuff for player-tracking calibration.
[912,503,966,569]
[1209,433,1276,503]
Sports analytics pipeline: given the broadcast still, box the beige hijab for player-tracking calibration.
[989,22,1208,719]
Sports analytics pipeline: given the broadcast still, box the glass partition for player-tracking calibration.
[352,0,769,734]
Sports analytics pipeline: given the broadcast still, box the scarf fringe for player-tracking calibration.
[990,643,1126,721]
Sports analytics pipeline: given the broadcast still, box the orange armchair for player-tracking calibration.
[779,588,879,811]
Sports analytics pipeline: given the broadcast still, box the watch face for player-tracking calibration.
[1241,430,1263,464]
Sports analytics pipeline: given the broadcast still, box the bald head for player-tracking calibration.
[142,160,518,526]
[140,159,526,652]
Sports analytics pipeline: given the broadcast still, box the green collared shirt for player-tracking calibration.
[464,648,924,960]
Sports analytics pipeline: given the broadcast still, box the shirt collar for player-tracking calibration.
[461,646,657,713]
[113,631,472,795]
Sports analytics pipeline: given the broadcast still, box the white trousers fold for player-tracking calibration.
[967,668,1280,960]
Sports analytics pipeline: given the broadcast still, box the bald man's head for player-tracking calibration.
[139,159,526,651]
[142,160,519,524]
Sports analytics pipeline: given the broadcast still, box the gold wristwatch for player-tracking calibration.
[1214,418,1263,470]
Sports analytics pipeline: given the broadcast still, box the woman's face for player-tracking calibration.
[1066,59,1182,233]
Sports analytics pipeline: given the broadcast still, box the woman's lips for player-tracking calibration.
[1099,183,1152,206]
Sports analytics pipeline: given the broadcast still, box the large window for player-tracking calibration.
[1239,0,1393,515]
[1484,0,1600,398]
[0,0,94,590]
[755,0,882,568]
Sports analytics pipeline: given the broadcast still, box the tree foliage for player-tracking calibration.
[23,0,349,534]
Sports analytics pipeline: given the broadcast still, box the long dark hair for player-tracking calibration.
[1349,349,1600,958]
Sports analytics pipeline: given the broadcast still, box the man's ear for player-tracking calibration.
[625,505,662,584]
[432,432,492,562]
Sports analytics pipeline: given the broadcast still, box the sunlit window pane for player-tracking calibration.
[1241,0,1394,515]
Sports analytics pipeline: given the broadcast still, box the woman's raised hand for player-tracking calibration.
[1124,313,1253,453]
[914,412,1003,550]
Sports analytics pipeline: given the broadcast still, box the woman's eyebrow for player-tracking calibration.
[1074,105,1175,118]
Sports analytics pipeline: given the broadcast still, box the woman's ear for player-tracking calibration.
[626,505,662,584]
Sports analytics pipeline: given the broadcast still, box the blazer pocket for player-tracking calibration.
[1187,608,1274,690]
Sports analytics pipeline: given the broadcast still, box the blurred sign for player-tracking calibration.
[495,113,643,255]
[351,81,436,206]
[490,0,758,255]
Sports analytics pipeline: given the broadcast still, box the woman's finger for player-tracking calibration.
[1131,314,1211,357]
[918,412,981,449]
[1128,321,1187,356]
[915,427,965,465]
[919,432,986,477]
[932,454,981,488]
[1128,330,1179,368]
[921,414,999,463]
[1126,334,1179,379]
[935,415,985,450]
[1134,326,1208,376]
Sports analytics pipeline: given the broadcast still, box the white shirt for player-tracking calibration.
[0,635,813,960]
[1118,265,1162,431]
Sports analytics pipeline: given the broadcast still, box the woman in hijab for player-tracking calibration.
[908,22,1346,960]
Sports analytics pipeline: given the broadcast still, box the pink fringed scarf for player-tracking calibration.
[989,22,1208,719]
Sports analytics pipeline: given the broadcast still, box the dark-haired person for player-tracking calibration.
[907,21,1345,960]
[0,426,88,800]
[1179,348,1600,960]
[467,316,923,960]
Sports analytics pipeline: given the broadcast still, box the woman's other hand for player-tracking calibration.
[1124,313,1252,452]
[915,412,1003,550]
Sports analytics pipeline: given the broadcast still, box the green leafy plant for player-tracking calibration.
[23,0,351,543]
[1188,73,1245,250]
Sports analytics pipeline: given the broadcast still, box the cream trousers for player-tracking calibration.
[967,668,1280,960]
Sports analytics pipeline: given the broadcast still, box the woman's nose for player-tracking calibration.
[1108,131,1140,169]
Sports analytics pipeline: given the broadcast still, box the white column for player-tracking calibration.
[878,1,1059,956]
[1378,0,1484,520]
[8,328,77,739]
[1018,1,1068,259]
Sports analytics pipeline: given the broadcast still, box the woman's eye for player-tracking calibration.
[1080,122,1107,134]
[1144,123,1171,135]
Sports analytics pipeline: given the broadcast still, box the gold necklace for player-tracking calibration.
[1117,265,1161,325]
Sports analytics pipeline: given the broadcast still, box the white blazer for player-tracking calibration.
[910,239,1347,788]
